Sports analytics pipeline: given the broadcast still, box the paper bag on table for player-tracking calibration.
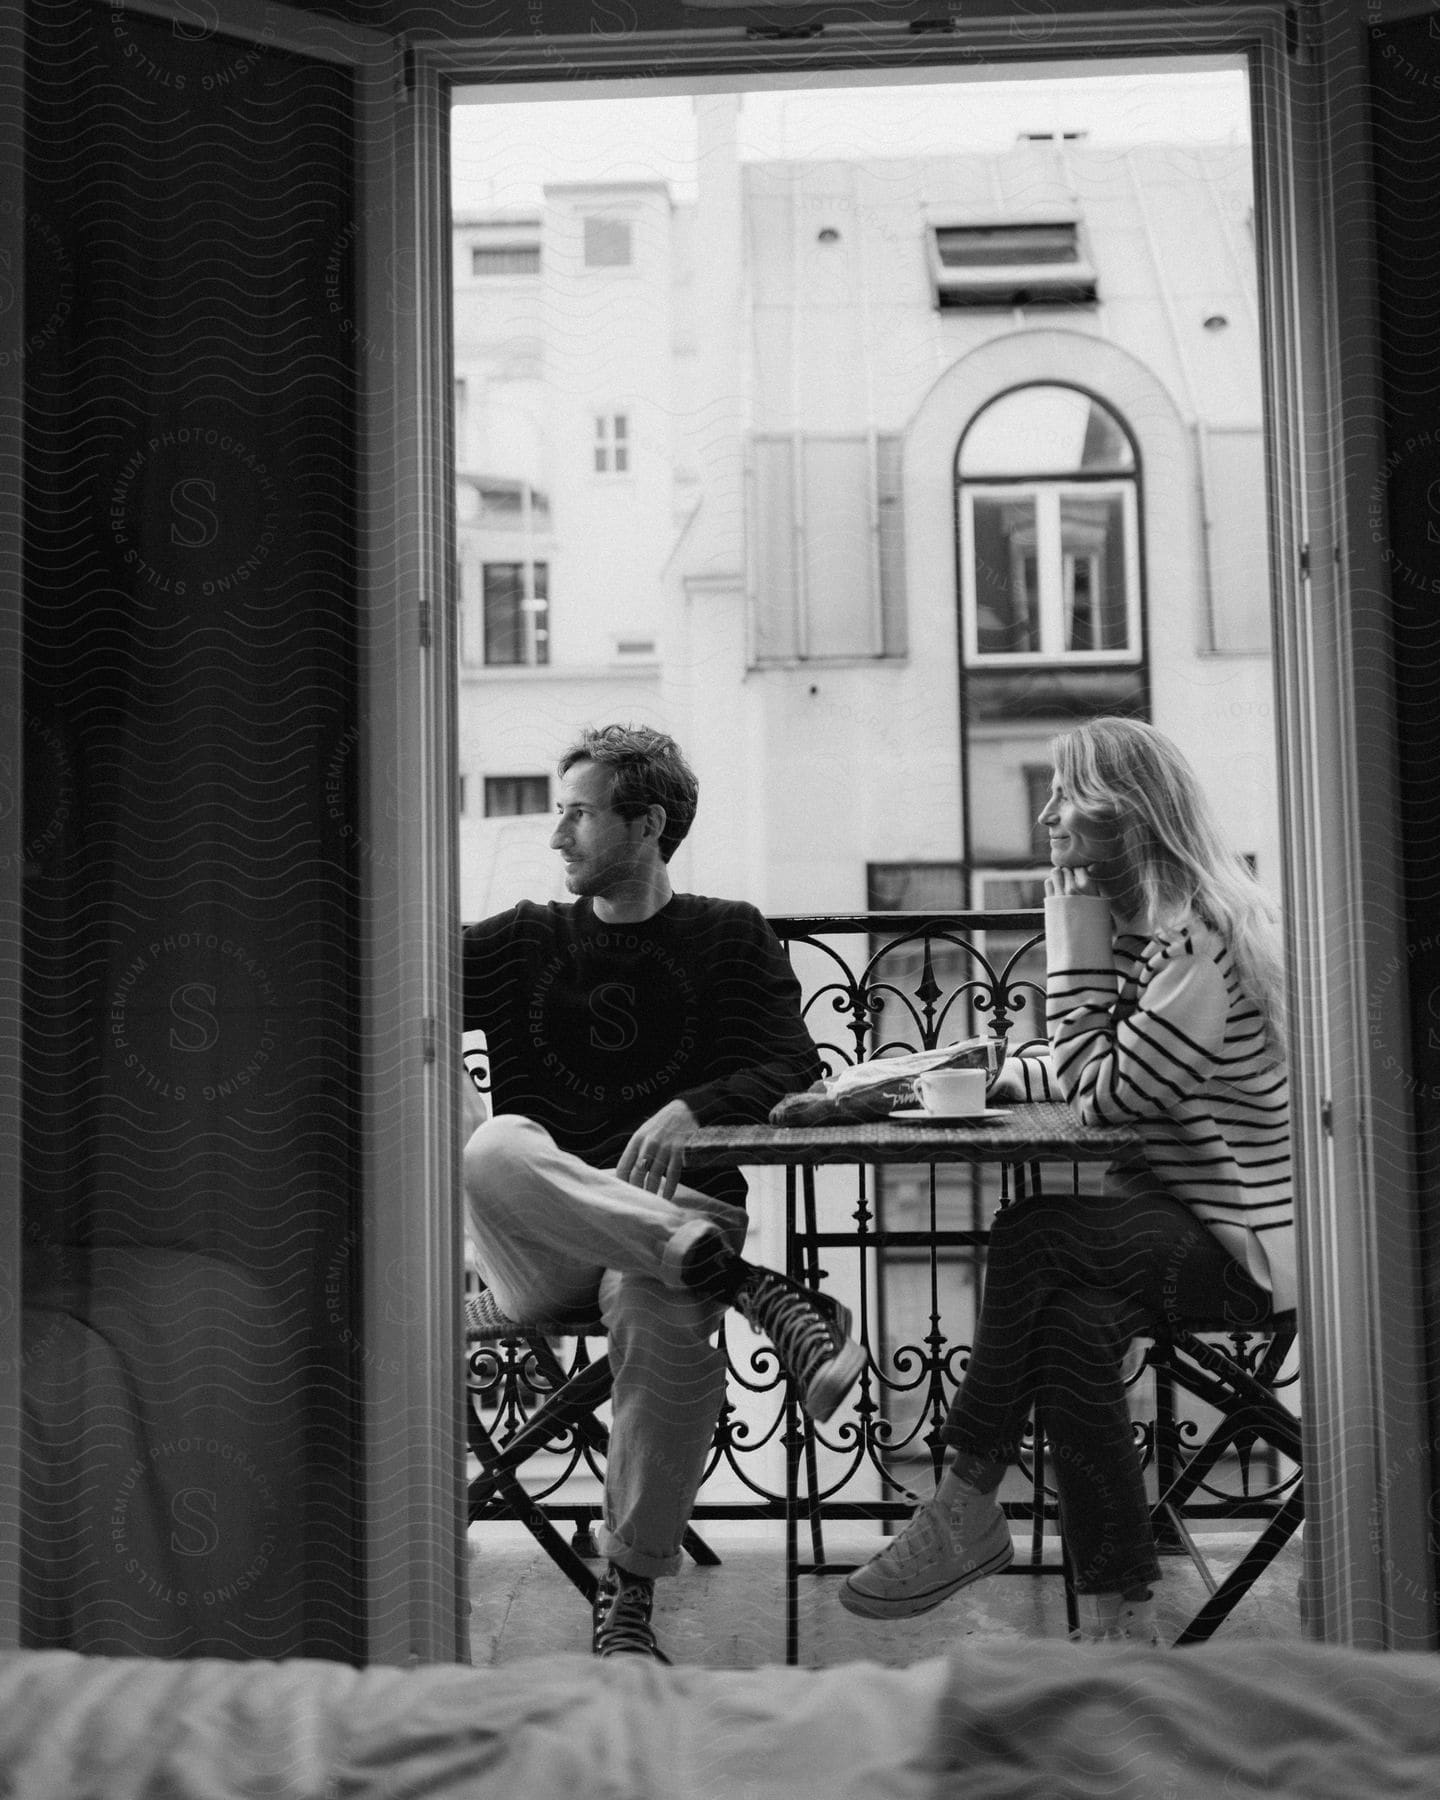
[768,1036,1003,1126]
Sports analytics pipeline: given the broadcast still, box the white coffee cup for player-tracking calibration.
[916,1068,987,1117]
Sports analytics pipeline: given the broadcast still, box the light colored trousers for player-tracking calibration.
[463,1113,749,1578]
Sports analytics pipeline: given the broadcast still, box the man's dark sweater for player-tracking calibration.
[462,894,822,1209]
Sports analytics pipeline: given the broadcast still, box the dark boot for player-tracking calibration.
[592,1562,670,1662]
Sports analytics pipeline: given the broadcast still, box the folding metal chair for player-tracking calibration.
[464,1288,721,1604]
[1139,1309,1303,1645]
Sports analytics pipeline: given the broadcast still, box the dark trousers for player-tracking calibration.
[940,1158,1272,1595]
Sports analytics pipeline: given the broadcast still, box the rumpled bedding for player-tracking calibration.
[0,1650,951,1800]
[4,1638,1440,1799]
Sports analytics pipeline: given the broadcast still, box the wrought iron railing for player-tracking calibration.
[767,909,1048,1069]
[464,910,1300,1640]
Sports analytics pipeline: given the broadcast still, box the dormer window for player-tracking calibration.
[927,219,1097,309]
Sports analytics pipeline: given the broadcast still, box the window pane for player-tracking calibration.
[529,562,550,666]
[1078,403,1132,474]
[866,863,965,912]
[960,387,1135,477]
[475,484,549,527]
[478,483,523,524]
[1060,495,1127,651]
[482,563,524,665]
[594,414,627,475]
[583,217,631,267]
[472,244,539,276]
[979,873,1048,910]
[971,496,1039,654]
[972,869,1049,1048]
[935,223,1077,268]
[482,562,548,666]
[1205,428,1271,653]
[1023,765,1052,862]
[864,864,975,1048]
[484,775,550,817]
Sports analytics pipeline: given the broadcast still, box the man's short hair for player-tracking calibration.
[558,724,699,863]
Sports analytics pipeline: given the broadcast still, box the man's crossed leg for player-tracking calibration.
[465,1113,863,1661]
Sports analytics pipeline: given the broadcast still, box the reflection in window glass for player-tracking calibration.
[1060,494,1126,650]
[972,496,1040,654]
[935,222,1079,270]
[960,385,1135,476]
[484,774,550,816]
[1023,764,1053,863]
[482,561,550,666]
[962,448,1138,663]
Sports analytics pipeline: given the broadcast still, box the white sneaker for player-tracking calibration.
[838,1484,1014,1619]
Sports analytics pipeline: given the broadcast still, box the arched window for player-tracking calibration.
[957,385,1141,664]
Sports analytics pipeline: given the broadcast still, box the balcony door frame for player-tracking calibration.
[406,1,1428,1650]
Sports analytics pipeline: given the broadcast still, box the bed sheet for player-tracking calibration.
[4,1638,1440,1800]
[0,1648,950,1800]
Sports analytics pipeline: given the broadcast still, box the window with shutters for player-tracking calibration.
[749,434,906,662]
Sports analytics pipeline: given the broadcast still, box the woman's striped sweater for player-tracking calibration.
[1008,893,1295,1311]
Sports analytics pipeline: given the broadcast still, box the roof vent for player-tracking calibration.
[927,219,1097,310]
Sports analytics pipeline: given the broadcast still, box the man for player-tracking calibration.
[463,723,862,1662]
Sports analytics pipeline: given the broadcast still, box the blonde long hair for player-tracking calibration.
[1051,717,1286,1059]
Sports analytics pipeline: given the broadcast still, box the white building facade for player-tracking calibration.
[453,105,1280,1497]
[454,101,1276,928]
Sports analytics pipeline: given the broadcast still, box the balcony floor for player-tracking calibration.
[466,1519,1305,1670]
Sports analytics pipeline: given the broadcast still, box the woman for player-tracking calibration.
[839,717,1292,1645]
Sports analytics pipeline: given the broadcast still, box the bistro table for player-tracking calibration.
[682,1099,1140,1662]
[683,1099,1136,1181]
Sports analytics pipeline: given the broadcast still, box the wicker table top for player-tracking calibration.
[682,1101,1136,1170]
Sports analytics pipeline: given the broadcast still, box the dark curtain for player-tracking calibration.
[1369,8,1440,1637]
[21,0,364,1659]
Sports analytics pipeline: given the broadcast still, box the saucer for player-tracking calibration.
[889,1108,1009,1124]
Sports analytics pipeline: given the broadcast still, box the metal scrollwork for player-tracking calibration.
[467,912,1299,1562]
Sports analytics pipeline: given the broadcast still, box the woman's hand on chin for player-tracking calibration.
[1046,866,1103,900]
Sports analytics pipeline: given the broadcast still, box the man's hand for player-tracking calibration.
[617,1098,698,1202]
